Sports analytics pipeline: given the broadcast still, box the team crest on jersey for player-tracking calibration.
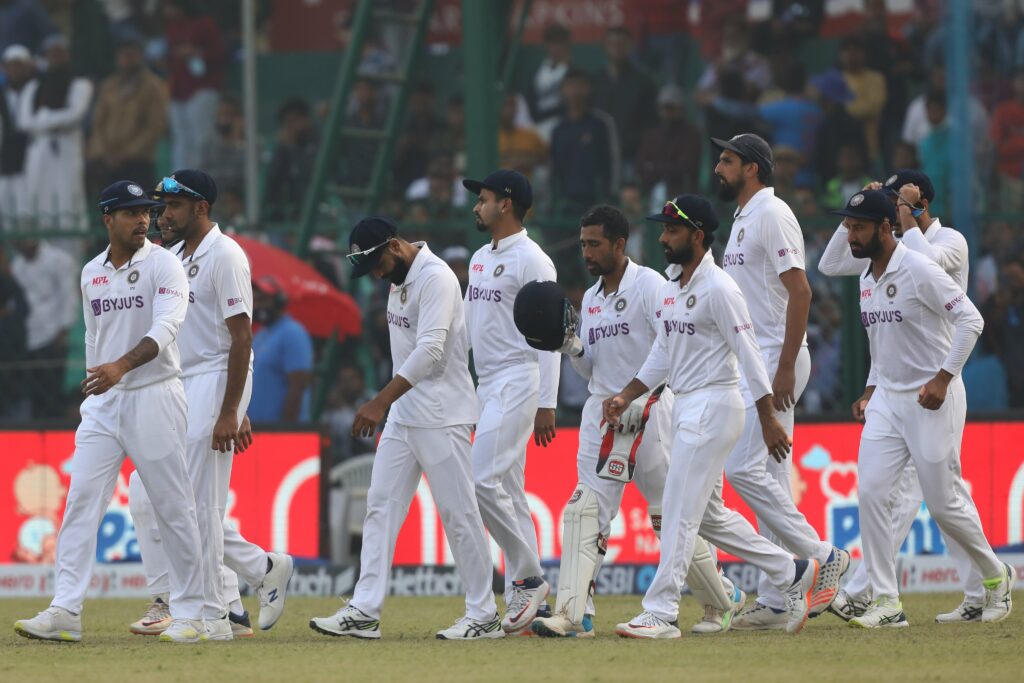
[850,193,865,207]
[188,263,200,278]
[400,287,408,304]
[736,228,745,244]
[686,294,696,309]
[493,264,505,277]
[615,297,627,312]
[127,270,140,284]
[886,284,897,298]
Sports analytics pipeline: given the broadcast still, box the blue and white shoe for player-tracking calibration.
[309,603,380,639]
[849,597,910,629]
[436,613,505,640]
[531,612,595,638]
[257,553,293,630]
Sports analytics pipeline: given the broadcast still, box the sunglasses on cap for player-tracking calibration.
[346,239,391,266]
[160,177,206,201]
[662,200,703,231]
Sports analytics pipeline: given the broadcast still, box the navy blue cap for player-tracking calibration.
[645,194,719,232]
[832,189,896,223]
[152,169,218,205]
[462,169,533,210]
[347,216,398,278]
[98,180,164,215]
[712,133,775,175]
[882,169,935,203]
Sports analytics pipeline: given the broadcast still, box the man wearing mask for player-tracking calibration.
[248,275,313,422]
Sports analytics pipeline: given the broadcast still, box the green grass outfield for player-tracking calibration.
[3,594,1022,683]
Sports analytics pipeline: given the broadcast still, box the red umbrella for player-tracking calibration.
[230,233,362,339]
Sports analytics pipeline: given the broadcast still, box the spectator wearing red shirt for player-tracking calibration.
[165,0,225,170]
[991,71,1024,210]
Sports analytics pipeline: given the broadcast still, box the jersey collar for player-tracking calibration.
[176,223,222,263]
[491,228,528,253]
[402,241,432,286]
[864,241,908,282]
[734,186,775,219]
[598,258,639,298]
[96,237,155,271]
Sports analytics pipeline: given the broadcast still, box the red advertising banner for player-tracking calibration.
[0,431,321,565]
[392,422,1024,567]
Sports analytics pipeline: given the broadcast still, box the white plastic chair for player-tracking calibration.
[328,454,375,566]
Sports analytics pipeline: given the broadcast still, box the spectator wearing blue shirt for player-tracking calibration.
[758,64,822,187]
[250,276,313,422]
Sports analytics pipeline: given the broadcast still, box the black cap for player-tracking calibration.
[832,189,896,223]
[347,216,398,278]
[513,280,571,351]
[882,169,935,203]
[711,133,775,175]
[152,169,218,205]
[645,194,719,232]
[462,169,533,209]
[98,180,164,215]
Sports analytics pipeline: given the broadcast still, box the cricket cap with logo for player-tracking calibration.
[711,133,775,175]
[832,189,896,224]
[347,216,398,278]
[98,180,164,214]
[151,169,218,205]
[882,169,935,203]
[462,169,533,209]
[645,194,720,233]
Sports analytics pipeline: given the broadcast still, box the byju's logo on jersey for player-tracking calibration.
[227,297,243,307]
[91,296,145,316]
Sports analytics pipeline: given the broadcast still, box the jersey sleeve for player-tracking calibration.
[396,271,456,386]
[635,285,671,391]
[215,243,253,320]
[817,222,866,277]
[912,258,983,378]
[762,208,806,275]
[145,255,189,352]
[81,273,96,369]
[899,226,968,279]
[712,278,772,400]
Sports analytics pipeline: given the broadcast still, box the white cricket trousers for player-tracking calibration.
[725,346,829,609]
[843,460,983,603]
[858,378,1001,602]
[352,421,497,621]
[643,387,797,622]
[52,379,204,619]
[472,367,544,595]
[127,370,258,619]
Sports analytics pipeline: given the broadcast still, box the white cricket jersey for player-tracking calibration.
[174,225,254,377]
[722,187,808,350]
[636,251,773,400]
[571,259,666,398]
[817,218,969,289]
[80,238,188,390]
[860,242,982,392]
[465,229,559,408]
[387,243,478,428]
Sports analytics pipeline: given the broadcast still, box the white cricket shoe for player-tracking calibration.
[200,616,234,641]
[229,610,255,637]
[129,595,171,635]
[809,547,851,617]
[732,601,788,631]
[158,618,204,643]
[615,611,681,639]
[828,589,870,622]
[692,586,747,634]
[982,562,1015,623]
[257,552,293,630]
[436,613,505,640]
[783,559,818,634]
[532,612,595,638]
[309,603,381,639]
[849,598,909,629]
[501,577,550,634]
[935,599,983,623]
[14,606,81,642]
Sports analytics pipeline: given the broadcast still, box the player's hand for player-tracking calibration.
[82,360,129,396]
[534,408,556,447]
[212,412,239,453]
[603,394,628,427]
[851,386,875,422]
[234,415,253,454]
[918,372,951,410]
[899,183,922,207]
[862,181,883,191]
[760,415,793,462]
[352,397,386,438]
[771,363,797,412]
[558,334,584,357]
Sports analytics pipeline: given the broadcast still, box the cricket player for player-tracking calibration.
[713,134,848,629]
[14,181,206,643]
[817,170,983,623]
[529,204,743,638]
[605,195,818,639]
[462,170,558,633]
[310,217,501,640]
[832,189,1013,627]
[127,170,293,641]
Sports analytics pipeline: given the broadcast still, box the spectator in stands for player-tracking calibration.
[405,152,465,218]
[860,0,915,165]
[433,95,465,174]
[901,64,990,159]
[531,23,573,141]
[0,0,56,56]
[323,363,377,464]
[810,69,866,184]
[802,289,842,414]
[962,333,1009,412]
[440,245,471,297]
[697,19,772,104]
[498,92,547,180]
[917,91,950,217]
[770,145,802,202]
[823,143,872,210]
[339,78,386,188]
[10,239,76,418]
[264,97,319,222]
[0,45,34,230]
[592,26,657,173]
[990,70,1024,210]
[0,244,28,420]
[618,183,646,264]
[19,34,92,232]
[635,83,701,200]
[702,66,764,147]
[86,34,167,194]
[890,141,919,170]
[985,255,1024,408]
[250,276,314,423]
[550,69,619,214]
[838,35,887,166]
[198,93,246,196]
[758,63,822,186]
[394,82,445,192]
[975,219,1020,305]
[165,0,225,169]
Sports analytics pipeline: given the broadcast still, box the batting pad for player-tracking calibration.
[686,536,733,612]
[554,485,602,625]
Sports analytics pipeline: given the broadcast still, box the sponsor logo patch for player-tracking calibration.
[608,461,625,476]
[92,276,109,286]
